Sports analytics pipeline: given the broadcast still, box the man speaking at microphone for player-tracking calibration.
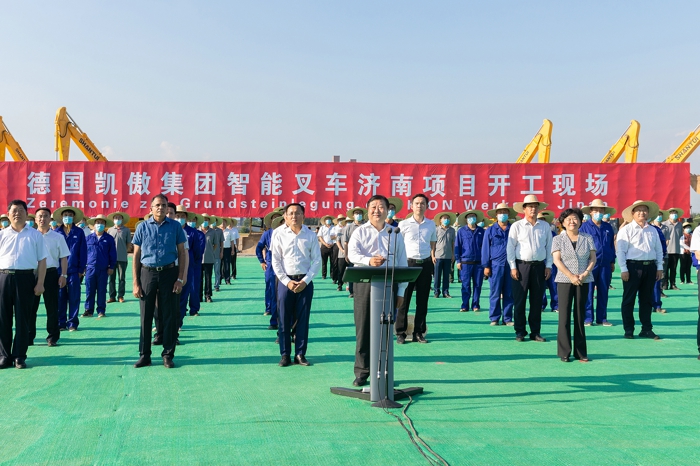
[348,195,407,387]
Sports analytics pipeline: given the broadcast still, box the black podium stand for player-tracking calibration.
[331,266,424,408]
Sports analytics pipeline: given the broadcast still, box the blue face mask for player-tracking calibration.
[114,219,123,226]
[497,213,509,223]
[583,214,590,222]
[467,217,476,225]
[26,220,34,228]
[202,221,209,228]
[441,219,450,226]
[1,220,9,228]
[210,221,217,227]
[477,222,485,228]
[354,214,363,222]
[387,210,395,219]
[187,221,196,228]
[592,213,604,222]
[603,214,610,220]
[77,222,85,228]
[325,219,332,225]
[178,218,187,226]
[670,213,679,221]
[656,215,663,222]
[685,228,692,234]
[95,224,105,233]
[50,221,58,228]
[63,216,74,225]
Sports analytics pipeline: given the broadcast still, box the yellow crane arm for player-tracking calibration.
[515,119,553,163]
[600,120,640,163]
[0,116,29,161]
[54,107,108,162]
[665,124,700,163]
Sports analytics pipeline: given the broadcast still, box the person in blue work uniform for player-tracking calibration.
[454,210,486,313]
[538,210,559,313]
[649,216,668,314]
[385,197,403,228]
[580,199,617,326]
[54,206,87,331]
[257,211,285,330]
[482,203,517,326]
[82,214,117,319]
[175,206,203,330]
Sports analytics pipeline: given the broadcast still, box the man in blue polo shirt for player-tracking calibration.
[132,194,188,369]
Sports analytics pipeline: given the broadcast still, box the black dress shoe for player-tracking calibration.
[0,358,12,369]
[279,355,292,367]
[134,356,152,368]
[623,332,635,339]
[434,292,440,298]
[163,357,175,368]
[396,334,407,344]
[530,334,547,342]
[294,355,310,366]
[443,293,452,298]
[47,340,58,347]
[14,358,26,369]
[560,357,570,362]
[82,311,93,317]
[353,376,368,387]
[515,335,526,342]
[152,337,163,345]
[413,333,428,343]
[268,325,278,330]
[639,330,661,340]
[175,339,181,346]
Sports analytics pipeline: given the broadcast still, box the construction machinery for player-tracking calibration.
[515,119,553,163]
[54,107,108,161]
[600,120,640,163]
[0,116,29,161]
[665,124,700,164]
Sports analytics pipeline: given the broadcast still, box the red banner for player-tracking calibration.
[0,162,689,218]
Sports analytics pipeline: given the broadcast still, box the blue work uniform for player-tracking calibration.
[195,229,206,308]
[256,229,277,327]
[84,232,117,316]
[651,225,667,310]
[56,224,87,330]
[481,222,513,323]
[543,230,559,311]
[454,225,485,311]
[180,224,203,326]
[580,220,616,323]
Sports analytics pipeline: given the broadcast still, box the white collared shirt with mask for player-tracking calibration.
[41,229,70,269]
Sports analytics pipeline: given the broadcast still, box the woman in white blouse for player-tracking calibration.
[552,209,597,362]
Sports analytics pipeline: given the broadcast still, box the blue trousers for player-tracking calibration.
[265,266,278,326]
[58,273,82,329]
[84,267,108,315]
[542,265,559,311]
[586,264,611,323]
[277,280,313,357]
[488,263,513,323]
[652,277,663,309]
[460,263,484,310]
[180,265,201,326]
[434,259,452,295]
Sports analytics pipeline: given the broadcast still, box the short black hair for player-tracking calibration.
[151,193,168,204]
[285,203,305,214]
[366,195,389,210]
[167,202,177,211]
[35,207,51,216]
[411,193,429,204]
[558,208,584,225]
[8,200,28,212]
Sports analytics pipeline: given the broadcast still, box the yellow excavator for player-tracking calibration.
[515,119,553,163]
[664,124,700,193]
[54,107,108,161]
[0,116,29,161]
[600,120,640,163]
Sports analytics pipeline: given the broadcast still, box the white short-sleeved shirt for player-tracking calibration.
[398,216,437,260]
[42,229,71,269]
[0,225,48,270]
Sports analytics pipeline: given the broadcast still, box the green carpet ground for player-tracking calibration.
[2,257,700,465]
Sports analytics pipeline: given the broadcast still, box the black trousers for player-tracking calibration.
[696,269,700,354]
[353,282,398,378]
[556,282,587,359]
[30,268,60,344]
[337,257,347,290]
[109,261,128,299]
[621,262,656,334]
[511,261,545,337]
[330,244,339,282]
[680,253,692,283]
[201,263,214,299]
[222,247,232,281]
[0,272,36,361]
[667,254,681,287]
[231,247,238,279]
[139,266,178,358]
[320,245,332,279]
[395,259,433,337]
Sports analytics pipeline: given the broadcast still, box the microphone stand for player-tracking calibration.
[375,227,392,389]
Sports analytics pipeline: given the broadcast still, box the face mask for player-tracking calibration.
[656,215,663,222]
[202,221,209,228]
[95,224,105,233]
[178,218,187,226]
[77,222,85,228]
[187,221,196,228]
[63,216,73,225]
[50,221,58,228]
[477,222,485,228]
[1,220,8,228]
[592,213,604,222]
[685,228,692,234]
[354,214,363,222]
[210,221,217,227]
[497,214,509,223]
[467,217,476,225]
[26,220,34,228]
[603,214,610,220]
[670,214,678,221]
[441,219,450,226]
[325,219,332,225]
[582,214,590,222]
[387,210,395,219]
[114,219,123,226]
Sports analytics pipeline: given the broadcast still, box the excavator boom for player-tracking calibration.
[665,124,700,163]
[0,116,29,161]
[515,119,553,163]
[54,107,108,162]
[600,120,640,163]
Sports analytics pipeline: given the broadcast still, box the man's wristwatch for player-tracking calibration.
[61,274,68,278]
[177,278,184,284]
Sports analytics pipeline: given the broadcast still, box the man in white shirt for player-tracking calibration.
[229,218,241,280]
[317,215,336,281]
[0,200,47,369]
[271,204,322,367]
[30,208,69,347]
[396,193,437,344]
[688,222,700,359]
[221,218,233,285]
[507,195,553,342]
[616,200,664,340]
[348,195,407,386]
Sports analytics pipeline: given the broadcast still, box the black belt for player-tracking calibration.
[0,269,35,275]
[516,260,544,265]
[627,260,655,266]
[46,267,57,272]
[461,261,480,265]
[409,258,431,264]
[142,262,176,272]
[287,274,306,281]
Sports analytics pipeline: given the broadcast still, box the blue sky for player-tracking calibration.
[2,1,699,203]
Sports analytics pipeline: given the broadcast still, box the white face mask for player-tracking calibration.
[685,228,692,234]
[387,210,395,219]
[467,217,476,225]
[354,214,363,222]
[670,213,679,221]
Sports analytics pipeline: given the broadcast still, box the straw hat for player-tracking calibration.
[433,211,457,227]
[230,218,238,227]
[622,200,660,223]
[513,195,548,213]
[457,210,484,226]
[682,221,695,230]
[487,202,517,219]
[346,206,368,219]
[0,213,9,221]
[52,205,85,223]
[263,210,283,228]
[174,205,198,223]
[87,214,114,228]
[664,207,685,218]
[271,216,286,229]
[537,210,555,224]
[320,215,335,225]
[387,197,404,214]
[107,211,131,224]
[336,214,346,223]
[581,199,617,216]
